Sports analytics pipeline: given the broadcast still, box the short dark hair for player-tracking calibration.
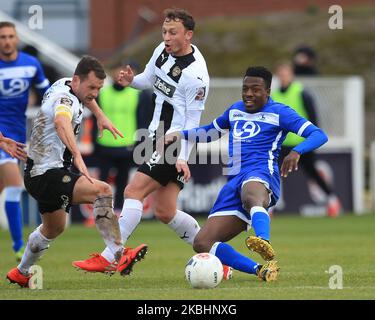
[244,66,273,89]
[293,45,317,60]
[0,21,16,29]
[74,55,106,80]
[164,8,195,31]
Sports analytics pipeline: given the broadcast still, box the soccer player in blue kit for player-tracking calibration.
[162,66,328,281]
[0,21,50,260]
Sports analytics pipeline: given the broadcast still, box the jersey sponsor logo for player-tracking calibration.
[154,76,176,98]
[232,113,244,119]
[0,78,29,97]
[60,97,73,107]
[233,120,261,140]
[195,86,206,101]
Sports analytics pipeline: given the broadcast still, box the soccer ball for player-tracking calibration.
[185,253,223,289]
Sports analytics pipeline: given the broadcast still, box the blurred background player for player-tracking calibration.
[6,56,126,288]
[0,21,50,260]
[272,61,342,217]
[292,45,318,76]
[21,44,60,106]
[163,66,328,281]
[92,59,152,212]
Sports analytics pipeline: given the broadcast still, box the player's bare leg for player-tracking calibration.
[72,177,124,274]
[7,209,66,287]
[73,173,155,275]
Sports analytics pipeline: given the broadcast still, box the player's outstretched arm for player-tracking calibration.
[117,65,134,87]
[86,99,124,139]
[54,114,93,183]
[0,132,27,161]
[281,126,328,178]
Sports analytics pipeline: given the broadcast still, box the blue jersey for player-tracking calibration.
[182,97,327,218]
[212,97,312,177]
[0,52,50,142]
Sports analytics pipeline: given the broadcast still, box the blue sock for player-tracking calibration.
[250,206,270,241]
[212,242,259,275]
[5,201,24,252]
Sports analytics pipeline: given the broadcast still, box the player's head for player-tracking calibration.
[275,61,294,88]
[72,55,106,104]
[162,8,195,56]
[0,21,19,60]
[242,66,272,113]
[293,45,318,75]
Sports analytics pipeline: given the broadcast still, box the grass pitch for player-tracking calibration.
[0,214,374,300]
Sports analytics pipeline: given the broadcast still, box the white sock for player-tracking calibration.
[17,225,52,275]
[167,210,200,245]
[101,199,143,262]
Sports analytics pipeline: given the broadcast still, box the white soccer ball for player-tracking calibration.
[185,253,223,289]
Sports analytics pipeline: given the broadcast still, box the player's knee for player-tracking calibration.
[124,183,140,199]
[154,208,174,224]
[154,201,176,223]
[95,181,112,198]
[242,194,260,211]
[193,235,213,253]
[41,223,65,239]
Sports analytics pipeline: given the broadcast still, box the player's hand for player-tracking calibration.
[176,159,191,182]
[117,65,134,87]
[73,154,94,184]
[0,133,27,161]
[156,132,181,155]
[165,132,181,145]
[280,150,300,178]
[97,114,124,139]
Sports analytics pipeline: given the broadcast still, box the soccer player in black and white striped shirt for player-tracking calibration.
[73,8,232,279]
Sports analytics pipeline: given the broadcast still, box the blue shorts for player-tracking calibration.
[209,167,280,226]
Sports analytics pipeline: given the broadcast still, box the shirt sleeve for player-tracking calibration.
[213,107,231,132]
[279,105,312,136]
[177,109,202,161]
[53,95,75,121]
[181,107,231,142]
[292,125,328,154]
[184,76,209,111]
[130,44,163,90]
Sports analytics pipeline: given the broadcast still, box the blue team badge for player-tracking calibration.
[233,121,261,140]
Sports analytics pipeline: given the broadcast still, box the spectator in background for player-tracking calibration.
[22,45,60,106]
[93,60,152,212]
[272,61,342,217]
[293,45,318,76]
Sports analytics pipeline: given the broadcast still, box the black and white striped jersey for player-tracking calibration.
[28,78,84,177]
[131,42,209,138]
